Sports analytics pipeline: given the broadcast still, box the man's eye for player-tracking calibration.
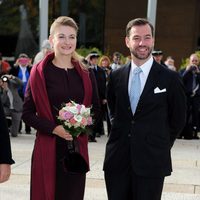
[59,35,65,39]
[69,35,76,39]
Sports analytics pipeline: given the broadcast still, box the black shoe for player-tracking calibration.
[177,136,183,139]
[89,138,97,142]
[11,134,18,137]
[193,136,200,139]
[96,133,101,137]
[184,136,193,140]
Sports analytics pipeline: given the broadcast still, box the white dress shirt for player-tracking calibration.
[128,56,153,97]
[19,66,28,82]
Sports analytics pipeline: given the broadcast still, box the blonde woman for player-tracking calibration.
[22,16,100,200]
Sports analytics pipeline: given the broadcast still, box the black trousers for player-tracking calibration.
[105,167,164,200]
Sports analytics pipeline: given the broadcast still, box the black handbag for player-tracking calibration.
[62,140,88,174]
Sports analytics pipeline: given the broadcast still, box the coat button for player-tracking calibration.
[131,120,135,124]
[128,134,131,137]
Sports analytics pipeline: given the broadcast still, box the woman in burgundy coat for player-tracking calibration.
[22,16,100,200]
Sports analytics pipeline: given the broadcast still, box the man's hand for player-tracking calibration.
[0,164,11,183]
[102,99,107,105]
[186,65,199,72]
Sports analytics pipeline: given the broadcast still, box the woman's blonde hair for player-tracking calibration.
[50,16,88,70]
[98,55,111,67]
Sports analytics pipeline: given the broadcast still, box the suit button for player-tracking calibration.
[128,134,131,137]
[128,106,131,110]
[131,120,135,124]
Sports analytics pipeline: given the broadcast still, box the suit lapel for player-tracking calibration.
[139,61,161,102]
[121,63,131,104]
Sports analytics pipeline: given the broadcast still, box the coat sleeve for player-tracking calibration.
[106,71,116,124]
[0,98,15,164]
[22,81,57,134]
[168,72,187,147]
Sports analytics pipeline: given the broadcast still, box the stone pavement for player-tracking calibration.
[0,132,200,200]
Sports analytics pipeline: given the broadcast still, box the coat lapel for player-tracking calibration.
[139,61,161,102]
[121,62,132,106]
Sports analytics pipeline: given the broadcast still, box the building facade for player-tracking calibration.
[104,0,200,67]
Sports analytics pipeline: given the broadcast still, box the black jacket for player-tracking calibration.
[0,98,15,164]
[103,61,186,177]
[92,66,107,100]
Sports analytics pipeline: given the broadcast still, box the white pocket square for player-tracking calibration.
[154,87,167,94]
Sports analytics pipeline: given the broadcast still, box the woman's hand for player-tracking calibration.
[52,125,73,141]
[0,164,11,183]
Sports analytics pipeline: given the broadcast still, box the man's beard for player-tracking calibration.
[131,46,153,60]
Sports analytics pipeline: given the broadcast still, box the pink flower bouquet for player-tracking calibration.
[57,100,93,137]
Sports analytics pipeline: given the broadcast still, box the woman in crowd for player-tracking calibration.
[98,55,112,78]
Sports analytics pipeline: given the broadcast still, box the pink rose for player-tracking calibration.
[77,104,82,113]
[59,110,66,120]
[69,117,77,125]
[87,117,92,125]
[63,111,73,120]
[81,117,87,126]
[66,102,72,107]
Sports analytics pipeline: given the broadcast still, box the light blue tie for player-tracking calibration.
[130,67,142,114]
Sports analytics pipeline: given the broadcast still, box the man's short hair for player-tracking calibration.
[126,18,154,37]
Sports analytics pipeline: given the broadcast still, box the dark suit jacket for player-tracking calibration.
[182,67,200,96]
[0,98,14,164]
[92,66,107,100]
[103,61,186,178]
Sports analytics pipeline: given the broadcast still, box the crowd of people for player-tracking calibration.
[0,15,199,200]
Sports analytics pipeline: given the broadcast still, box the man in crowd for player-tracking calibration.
[87,51,107,142]
[181,53,200,139]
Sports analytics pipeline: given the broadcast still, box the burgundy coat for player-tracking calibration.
[27,53,92,200]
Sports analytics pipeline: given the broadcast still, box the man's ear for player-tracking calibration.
[125,37,130,49]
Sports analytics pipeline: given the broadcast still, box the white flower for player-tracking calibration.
[74,115,82,123]
[68,106,79,115]
[80,105,86,114]
[64,121,72,128]
[80,106,90,116]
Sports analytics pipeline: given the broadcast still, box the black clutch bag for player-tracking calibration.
[62,139,88,174]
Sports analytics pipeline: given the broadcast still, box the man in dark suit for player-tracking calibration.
[0,97,14,183]
[87,51,107,141]
[181,53,200,139]
[103,18,186,200]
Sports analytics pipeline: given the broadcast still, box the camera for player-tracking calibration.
[190,66,197,71]
[1,75,9,82]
